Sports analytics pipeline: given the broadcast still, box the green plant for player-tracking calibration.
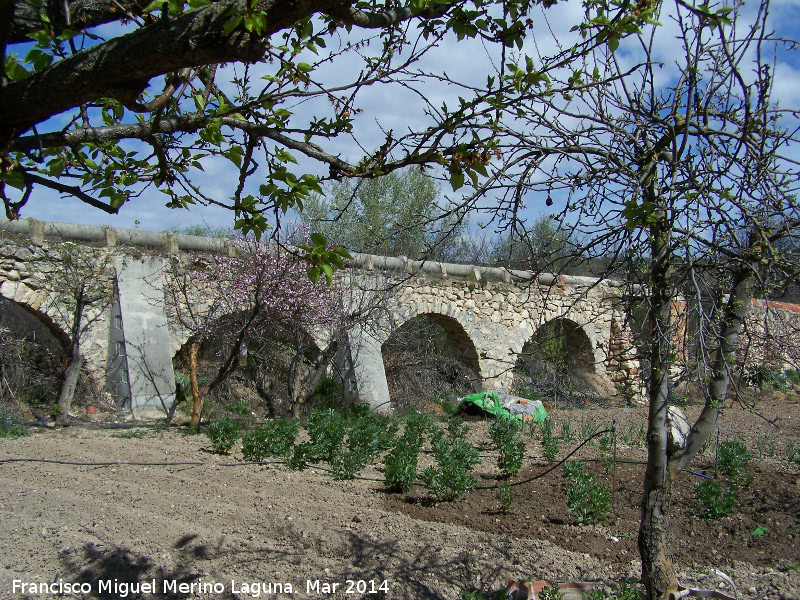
[489,416,525,477]
[0,417,30,438]
[459,591,490,600]
[204,415,242,454]
[694,478,738,520]
[384,413,430,493]
[306,407,347,463]
[560,418,574,444]
[540,417,560,465]
[227,399,250,416]
[563,461,611,524]
[422,419,482,501]
[785,441,800,465]
[756,435,777,458]
[579,416,598,442]
[785,369,799,385]
[718,439,752,484]
[306,376,344,411]
[497,482,515,511]
[539,585,565,600]
[585,580,642,600]
[111,429,146,439]
[241,417,300,461]
[50,402,61,418]
[331,407,397,480]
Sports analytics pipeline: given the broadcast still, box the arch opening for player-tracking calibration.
[514,318,605,406]
[381,313,480,413]
[0,297,97,417]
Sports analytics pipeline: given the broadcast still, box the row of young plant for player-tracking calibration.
[205,404,784,524]
[203,405,618,523]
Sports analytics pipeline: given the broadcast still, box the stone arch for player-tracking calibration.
[518,316,597,376]
[382,311,481,375]
[0,281,69,348]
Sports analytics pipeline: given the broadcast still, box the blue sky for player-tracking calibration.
[15,0,800,234]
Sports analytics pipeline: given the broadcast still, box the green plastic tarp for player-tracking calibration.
[459,390,548,423]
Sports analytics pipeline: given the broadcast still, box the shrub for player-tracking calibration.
[694,478,738,519]
[0,416,29,438]
[384,413,430,493]
[497,482,515,511]
[330,404,398,480]
[204,415,241,454]
[489,416,525,477]
[227,399,251,416]
[540,417,560,465]
[563,461,611,524]
[718,439,752,484]
[306,407,347,462]
[422,419,482,501]
[241,417,299,461]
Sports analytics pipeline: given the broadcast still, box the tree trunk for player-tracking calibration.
[638,179,681,599]
[293,342,338,417]
[57,342,83,423]
[188,342,204,428]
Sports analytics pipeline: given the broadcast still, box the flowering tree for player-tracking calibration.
[164,235,348,427]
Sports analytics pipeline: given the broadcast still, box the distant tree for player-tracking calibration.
[302,169,465,260]
[490,215,576,272]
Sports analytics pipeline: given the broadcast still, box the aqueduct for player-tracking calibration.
[0,218,641,417]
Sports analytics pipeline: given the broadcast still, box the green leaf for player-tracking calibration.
[222,16,242,36]
[307,266,321,284]
[3,170,25,190]
[752,526,769,536]
[296,62,314,72]
[321,263,334,285]
[309,232,327,248]
[450,170,465,191]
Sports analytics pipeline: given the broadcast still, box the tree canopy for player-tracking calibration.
[2,0,653,251]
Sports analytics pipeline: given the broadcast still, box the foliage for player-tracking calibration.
[496,482,515,512]
[586,580,642,600]
[539,585,565,600]
[111,429,147,439]
[164,237,346,427]
[489,416,525,478]
[539,417,560,465]
[305,376,343,412]
[694,479,738,520]
[743,366,791,391]
[204,415,242,454]
[330,404,398,480]
[563,461,611,524]
[384,412,431,493]
[560,418,574,444]
[422,418,482,501]
[1,0,654,246]
[717,439,753,485]
[305,407,347,463]
[241,417,300,461]
[302,169,463,260]
[0,416,29,438]
[226,400,251,416]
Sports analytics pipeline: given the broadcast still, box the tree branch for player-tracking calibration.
[1,0,350,141]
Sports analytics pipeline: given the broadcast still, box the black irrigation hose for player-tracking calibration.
[6,418,171,430]
[475,427,613,489]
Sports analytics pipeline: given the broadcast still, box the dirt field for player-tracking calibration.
[1,395,799,600]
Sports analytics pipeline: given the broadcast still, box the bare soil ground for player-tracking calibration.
[1,394,799,600]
